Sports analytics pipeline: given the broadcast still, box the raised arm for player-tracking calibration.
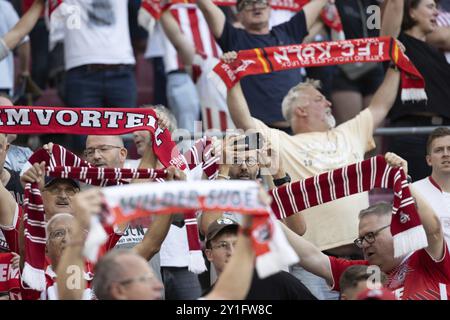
[367,67,401,129]
[160,10,195,66]
[279,222,333,284]
[204,215,254,300]
[302,0,329,30]
[426,26,450,51]
[3,0,44,50]
[196,0,226,38]
[384,152,445,261]
[380,0,403,37]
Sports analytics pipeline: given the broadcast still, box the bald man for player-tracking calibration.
[84,135,127,168]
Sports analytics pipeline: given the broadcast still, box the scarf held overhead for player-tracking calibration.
[0,106,185,170]
[269,155,428,258]
[212,37,427,102]
[101,180,299,278]
[18,136,219,288]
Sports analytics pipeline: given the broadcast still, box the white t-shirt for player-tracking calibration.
[0,0,29,91]
[254,109,376,250]
[412,176,450,245]
[60,0,135,70]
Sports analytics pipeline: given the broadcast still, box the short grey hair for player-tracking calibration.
[358,202,392,220]
[92,249,132,300]
[281,79,321,122]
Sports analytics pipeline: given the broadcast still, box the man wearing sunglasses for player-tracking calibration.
[280,152,450,300]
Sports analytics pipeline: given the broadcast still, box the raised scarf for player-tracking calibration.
[269,155,428,258]
[20,137,217,289]
[101,180,299,278]
[212,37,427,102]
[0,105,207,288]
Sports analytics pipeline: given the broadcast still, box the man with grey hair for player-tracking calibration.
[279,152,450,300]
[224,50,402,299]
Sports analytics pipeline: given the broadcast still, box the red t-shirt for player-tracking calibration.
[329,244,450,300]
[21,0,43,16]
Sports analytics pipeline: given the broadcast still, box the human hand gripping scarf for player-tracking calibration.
[0,106,208,289]
[269,155,428,258]
[212,37,427,102]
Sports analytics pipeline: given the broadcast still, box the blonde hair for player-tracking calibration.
[281,79,321,122]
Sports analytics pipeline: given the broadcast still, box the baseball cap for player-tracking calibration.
[44,176,80,190]
[356,288,398,300]
[206,217,239,244]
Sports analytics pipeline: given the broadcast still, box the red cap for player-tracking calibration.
[356,288,398,300]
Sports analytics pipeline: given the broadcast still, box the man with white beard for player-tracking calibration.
[223,50,402,299]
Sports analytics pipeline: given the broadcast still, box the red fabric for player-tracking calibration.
[329,244,450,300]
[47,0,63,16]
[270,155,426,257]
[0,253,21,297]
[0,106,185,170]
[387,245,450,300]
[328,256,369,292]
[213,37,425,100]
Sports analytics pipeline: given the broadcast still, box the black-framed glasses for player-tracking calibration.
[84,145,122,158]
[354,224,390,248]
[238,0,269,11]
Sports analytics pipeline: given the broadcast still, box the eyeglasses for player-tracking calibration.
[48,228,70,240]
[48,227,87,240]
[211,241,237,251]
[84,145,122,158]
[44,186,78,196]
[118,274,157,286]
[354,224,390,248]
[238,0,268,11]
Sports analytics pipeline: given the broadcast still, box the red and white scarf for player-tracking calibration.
[0,105,212,287]
[102,180,299,278]
[269,155,428,258]
[212,37,427,102]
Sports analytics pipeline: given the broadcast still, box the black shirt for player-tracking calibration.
[388,33,450,121]
[203,270,317,300]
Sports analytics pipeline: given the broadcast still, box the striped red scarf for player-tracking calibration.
[21,138,218,289]
[269,155,428,258]
[0,105,216,288]
[212,37,427,102]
